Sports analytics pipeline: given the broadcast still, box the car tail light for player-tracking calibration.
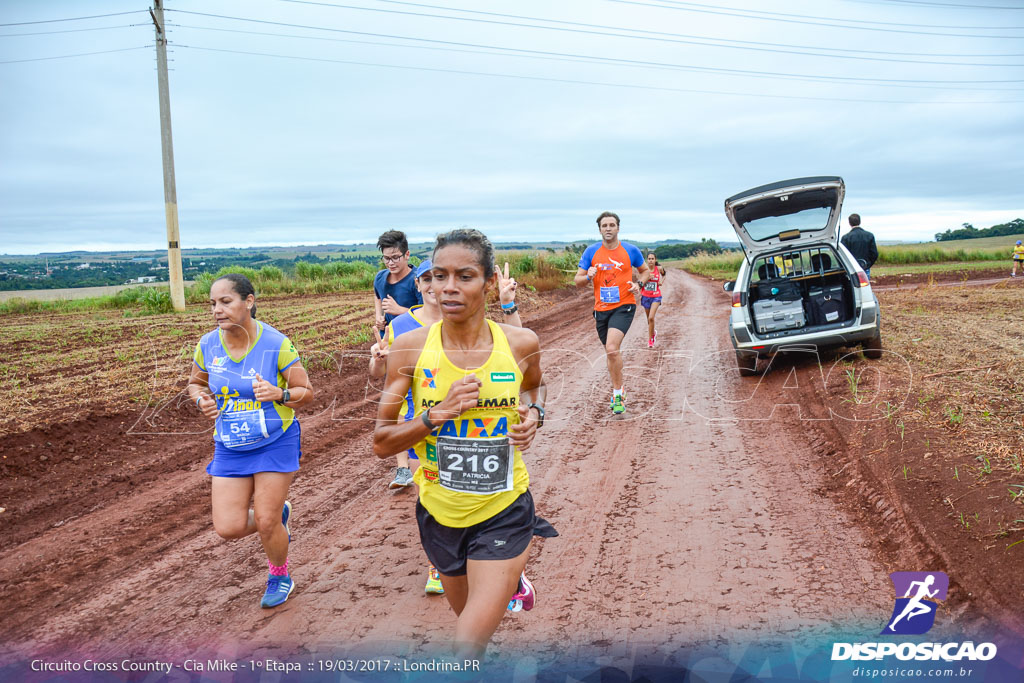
[855,270,870,288]
[732,291,743,307]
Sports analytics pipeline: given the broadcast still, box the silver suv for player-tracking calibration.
[722,176,882,376]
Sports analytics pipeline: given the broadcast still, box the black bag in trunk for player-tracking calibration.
[755,278,801,302]
[806,285,846,325]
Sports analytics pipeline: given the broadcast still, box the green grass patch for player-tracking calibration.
[0,286,175,316]
[675,251,744,280]
[341,323,375,346]
[893,232,1024,251]
[877,244,1013,265]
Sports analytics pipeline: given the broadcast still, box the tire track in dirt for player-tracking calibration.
[1,273,929,665]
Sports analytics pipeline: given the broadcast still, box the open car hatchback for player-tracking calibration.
[722,176,883,376]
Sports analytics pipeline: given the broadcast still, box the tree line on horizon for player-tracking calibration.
[653,238,724,260]
[935,218,1023,242]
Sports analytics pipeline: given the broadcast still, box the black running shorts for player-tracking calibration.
[593,304,636,346]
[415,489,557,576]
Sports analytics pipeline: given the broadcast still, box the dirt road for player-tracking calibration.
[0,271,977,673]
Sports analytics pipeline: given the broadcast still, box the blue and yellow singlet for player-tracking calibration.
[193,322,300,451]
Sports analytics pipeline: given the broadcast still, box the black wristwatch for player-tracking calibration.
[502,304,518,315]
[527,403,544,428]
[422,408,439,431]
[279,388,291,405]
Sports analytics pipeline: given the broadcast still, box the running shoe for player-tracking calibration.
[282,500,292,542]
[389,466,414,489]
[260,573,295,608]
[648,337,654,349]
[611,394,626,415]
[507,572,536,612]
[425,565,445,595]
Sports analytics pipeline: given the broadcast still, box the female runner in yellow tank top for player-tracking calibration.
[373,229,552,658]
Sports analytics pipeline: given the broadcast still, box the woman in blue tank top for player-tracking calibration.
[187,274,314,609]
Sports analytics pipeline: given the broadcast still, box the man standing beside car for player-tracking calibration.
[574,211,651,416]
[840,214,878,279]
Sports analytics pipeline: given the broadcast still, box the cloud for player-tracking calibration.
[1,0,1022,254]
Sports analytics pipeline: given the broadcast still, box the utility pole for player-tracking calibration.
[150,0,185,311]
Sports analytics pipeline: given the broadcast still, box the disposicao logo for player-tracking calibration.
[883,571,948,635]
[831,571,997,663]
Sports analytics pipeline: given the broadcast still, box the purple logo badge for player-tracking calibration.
[883,572,948,635]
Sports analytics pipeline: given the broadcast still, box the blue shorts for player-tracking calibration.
[640,295,662,309]
[207,422,302,477]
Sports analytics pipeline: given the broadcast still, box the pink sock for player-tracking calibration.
[268,559,289,576]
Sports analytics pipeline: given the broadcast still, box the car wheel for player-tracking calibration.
[862,333,883,359]
[736,349,759,376]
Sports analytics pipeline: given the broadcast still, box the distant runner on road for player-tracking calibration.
[1012,240,1023,278]
[574,211,651,414]
[641,251,666,349]
[187,274,314,609]
[373,229,556,657]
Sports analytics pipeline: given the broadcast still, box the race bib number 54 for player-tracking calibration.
[220,408,269,448]
[435,436,514,495]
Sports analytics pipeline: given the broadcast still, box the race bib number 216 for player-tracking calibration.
[434,436,514,495]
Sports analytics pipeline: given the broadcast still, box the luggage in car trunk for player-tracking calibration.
[806,284,846,326]
[754,277,801,302]
[752,298,806,334]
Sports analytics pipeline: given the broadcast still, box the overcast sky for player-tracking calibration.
[1,0,1023,255]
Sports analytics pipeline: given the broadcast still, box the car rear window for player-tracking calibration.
[751,246,841,282]
[735,187,839,242]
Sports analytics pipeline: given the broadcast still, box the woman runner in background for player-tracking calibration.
[373,229,555,657]
[188,274,314,608]
[641,251,667,348]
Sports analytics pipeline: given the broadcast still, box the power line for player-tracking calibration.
[0,46,149,65]
[170,9,1024,69]
[0,24,140,38]
[168,22,1024,87]
[173,43,1024,104]
[282,0,1024,39]
[0,11,146,27]
[630,0,1024,29]
[851,0,1023,8]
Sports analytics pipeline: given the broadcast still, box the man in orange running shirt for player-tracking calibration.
[573,211,651,415]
